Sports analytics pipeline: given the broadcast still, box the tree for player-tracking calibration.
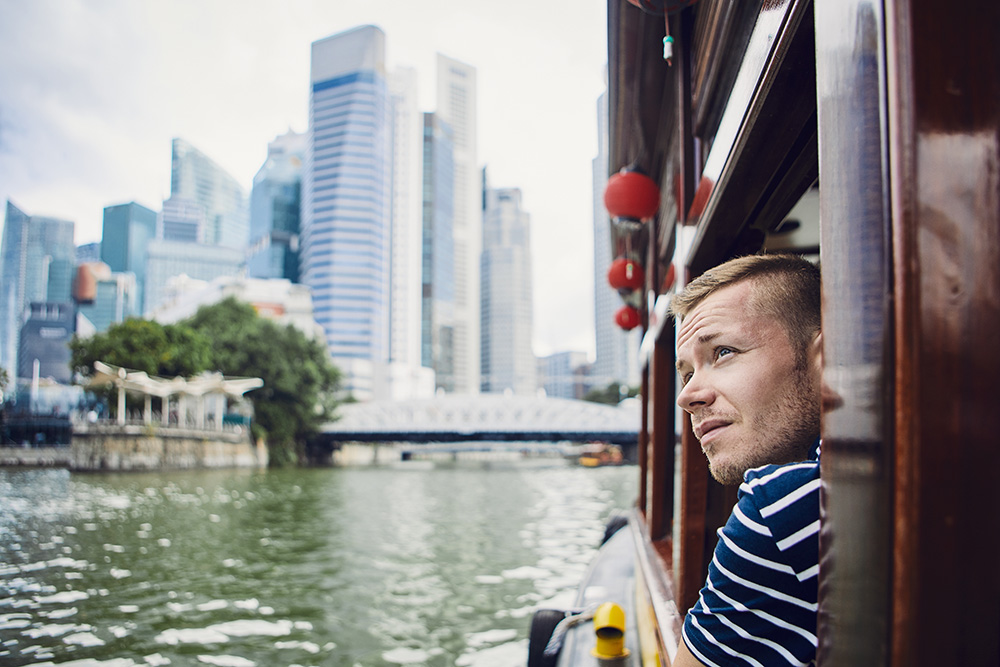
[583,382,639,406]
[184,298,342,465]
[70,318,212,380]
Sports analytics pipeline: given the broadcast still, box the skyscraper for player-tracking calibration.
[435,54,480,395]
[170,138,249,250]
[100,201,156,314]
[248,130,306,282]
[480,186,536,395]
[144,141,249,314]
[303,26,392,400]
[73,262,138,334]
[387,66,422,368]
[144,240,244,315]
[0,201,75,379]
[592,90,640,390]
[421,112,456,393]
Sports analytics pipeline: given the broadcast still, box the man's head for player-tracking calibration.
[670,254,822,484]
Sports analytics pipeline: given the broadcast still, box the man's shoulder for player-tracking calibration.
[736,450,820,562]
[740,441,821,507]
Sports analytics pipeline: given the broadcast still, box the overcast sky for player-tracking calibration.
[0,0,609,358]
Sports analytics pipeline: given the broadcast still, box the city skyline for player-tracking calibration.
[0,0,609,358]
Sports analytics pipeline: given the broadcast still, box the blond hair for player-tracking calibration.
[669,254,821,361]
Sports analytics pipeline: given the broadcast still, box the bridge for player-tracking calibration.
[315,394,640,447]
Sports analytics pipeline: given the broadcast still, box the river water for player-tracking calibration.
[0,456,637,667]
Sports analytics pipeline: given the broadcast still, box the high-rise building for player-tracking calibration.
[159,197,203,244]
[388,66,422,368]
[435,54,480,395]
[421,112,456,393]
[248,130,306,282]
[100,201,156,314]
[302,26,392,400]
[538,350,591,399]
[480,186,536,395]
[592,90,641,390]
[17,302,75,383]
[0,201,75,379]
[170,138,249,250]
[143,240,244,315]
[73,262,137,334]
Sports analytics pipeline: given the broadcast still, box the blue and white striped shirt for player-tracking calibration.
[682,440,821,666]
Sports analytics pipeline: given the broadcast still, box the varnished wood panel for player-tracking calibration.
[886,0,1000,665]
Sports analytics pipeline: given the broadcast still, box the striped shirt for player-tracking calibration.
[682,440,821,667]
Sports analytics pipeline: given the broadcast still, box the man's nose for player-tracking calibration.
[676,371,713,413]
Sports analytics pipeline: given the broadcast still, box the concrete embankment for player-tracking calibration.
[1,424,267,471]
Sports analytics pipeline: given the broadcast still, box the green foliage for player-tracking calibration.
[583,382,639,406]
[184,297,342,465]
[70,318,211,379]
[69,298,342,466]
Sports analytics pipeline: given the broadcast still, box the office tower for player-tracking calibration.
[74,262,138,333]
[17,302,75,383]
[170,138,249,250]
[143,240,244,315]
[421,113,456,393]
[388,66,422,368]
[480,186,536,395]
[435,54,480,395]
[159,197,203,243]
[0,201,75,379]
[539,350,591,399]
[592,90,640,390]
[248,130,306,282]
[303,26,392,400]
[100,201,156,314]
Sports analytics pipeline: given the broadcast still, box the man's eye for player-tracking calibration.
[681,372,692,386]
[716,347,735,360]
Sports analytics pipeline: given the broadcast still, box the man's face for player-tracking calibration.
[675,280,821,485]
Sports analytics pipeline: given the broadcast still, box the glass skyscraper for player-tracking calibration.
[480,186,536,395]
[170,138,249,250]
[100,201,156,314]
[421,112,456,393]
[144,240,244,316]
[435,55,481,395]
[0,201,75,380]
[303,25,392,400]
[248,130,306,282]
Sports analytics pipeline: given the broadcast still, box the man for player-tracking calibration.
[668,254,824,667]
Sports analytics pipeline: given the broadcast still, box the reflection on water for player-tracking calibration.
[0,456,636,666]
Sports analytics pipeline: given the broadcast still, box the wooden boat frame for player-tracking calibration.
[603,0,1000,665]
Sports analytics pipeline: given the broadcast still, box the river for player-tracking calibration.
[0,455,637,667]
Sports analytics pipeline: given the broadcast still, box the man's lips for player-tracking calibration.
[694,419,731,443]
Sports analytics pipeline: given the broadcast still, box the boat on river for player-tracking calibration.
[528,1,998,665]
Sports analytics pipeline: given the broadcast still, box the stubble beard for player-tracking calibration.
[706,367,821,486]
